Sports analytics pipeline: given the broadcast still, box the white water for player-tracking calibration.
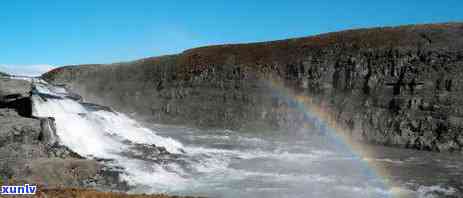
[30,82,459,198]
[32,83,187,189]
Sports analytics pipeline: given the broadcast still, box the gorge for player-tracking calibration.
[1,23,463,198]
[44,23,463,152]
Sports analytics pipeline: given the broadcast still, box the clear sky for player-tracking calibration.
[1,0,462,75]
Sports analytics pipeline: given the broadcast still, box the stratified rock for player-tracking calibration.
[43,23,463,152]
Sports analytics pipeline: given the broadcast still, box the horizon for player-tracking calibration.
[1,0,463,76]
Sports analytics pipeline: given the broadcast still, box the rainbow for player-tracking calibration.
[263,75,411,197]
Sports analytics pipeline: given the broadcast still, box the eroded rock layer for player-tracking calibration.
[43,23,463,152]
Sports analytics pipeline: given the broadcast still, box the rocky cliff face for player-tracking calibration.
[43,23,463,152]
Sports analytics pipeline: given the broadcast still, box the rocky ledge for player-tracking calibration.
[43,22,463,153]
[0,77,129,191]
[0,77,195,197]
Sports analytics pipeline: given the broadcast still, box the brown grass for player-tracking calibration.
[1,188,198,198]
[44,22,463,82]
[168,22,463,80]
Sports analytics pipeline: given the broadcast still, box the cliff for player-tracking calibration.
[43,23,463,152]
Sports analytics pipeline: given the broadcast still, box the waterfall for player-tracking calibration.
[30,81,188,190]
[27,79,448,198]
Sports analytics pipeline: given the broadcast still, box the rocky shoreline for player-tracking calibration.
[44,22,463,153]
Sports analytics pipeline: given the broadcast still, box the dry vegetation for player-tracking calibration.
[178,22,463,66]
[2,188,198,198]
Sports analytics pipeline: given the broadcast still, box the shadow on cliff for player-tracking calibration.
[0,94,33,118]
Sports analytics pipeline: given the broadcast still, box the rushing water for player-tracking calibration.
[30,81,462,198]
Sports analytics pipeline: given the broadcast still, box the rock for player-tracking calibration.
[81,102,113,112]
[43,23,463,152]
[0,78,124,190]
[13,158,102,188]
[0,78,35,118]
[0,108,42,146]
[0,143,48,182]
[0,107,88,185]
[121,143,172,161]
[38,117,59,145]
[47,143,84,159]
[0,78,30,104]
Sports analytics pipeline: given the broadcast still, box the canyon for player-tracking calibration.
[2,23,463,198]
[44,23,463,152]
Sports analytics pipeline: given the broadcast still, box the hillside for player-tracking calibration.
[43,22,463,152]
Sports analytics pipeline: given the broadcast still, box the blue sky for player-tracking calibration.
[1,0,462,76]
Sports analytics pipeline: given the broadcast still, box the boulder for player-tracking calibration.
[0,78,31,104]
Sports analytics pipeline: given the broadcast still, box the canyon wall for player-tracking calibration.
[43,23,463,152]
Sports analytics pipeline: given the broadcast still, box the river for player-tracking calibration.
[30,81,463,198]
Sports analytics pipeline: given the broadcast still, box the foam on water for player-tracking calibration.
[31,83,346,194]
[416,185,456,198]
[30,83,381,196]
[32,85,183,153]
[91,111,184,153]
[31,83,190,190]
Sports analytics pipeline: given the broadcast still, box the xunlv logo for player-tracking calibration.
[0,184,37,195]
